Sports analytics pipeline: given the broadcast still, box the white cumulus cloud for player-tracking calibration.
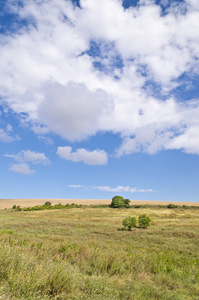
[38,81,113,141]
[0,0,199,155]
[166,126,199,155]
[57,146,108,165]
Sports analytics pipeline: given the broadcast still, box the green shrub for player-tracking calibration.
[12,202,82,212]
[12,205,17,209]
[167,203,177,209]
[138,214,151,228]
[122,216,137,230]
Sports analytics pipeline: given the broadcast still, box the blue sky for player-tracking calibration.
[0,0,199,202]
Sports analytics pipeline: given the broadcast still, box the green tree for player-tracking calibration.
[138,214,151,228]
[110,196,131,208]
[110,196,125,208]
[44,201,51,206]
[124,199,130,207]
[122,216,137,230]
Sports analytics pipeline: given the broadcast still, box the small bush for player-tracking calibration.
[122,217,137,230]
[167,203,177,209]
[138,214,151,228]
[12,205,17,209]
[182,205,188,209]
[44,201,52,206]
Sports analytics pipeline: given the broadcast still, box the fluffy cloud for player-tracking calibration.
[0,0,199,155]
[116,99,199,156]
[78,0,199,84]
[57,146,108,165]
[5,150,50,174]
[68,184,154,193]
[166,126,199,155]
[9,163,35,175]
[38,82,113,141]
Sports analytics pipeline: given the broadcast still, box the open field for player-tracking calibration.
[0,198,199,209]
[0,205,199,299]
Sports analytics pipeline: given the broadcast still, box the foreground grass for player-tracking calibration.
[0,206,199,299]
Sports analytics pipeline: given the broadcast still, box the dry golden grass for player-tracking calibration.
[0,206,199,299]
[0,198,199,209]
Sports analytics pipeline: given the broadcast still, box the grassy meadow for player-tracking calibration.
[0,204,199,299]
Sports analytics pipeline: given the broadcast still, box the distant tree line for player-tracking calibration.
[12,202,82,211]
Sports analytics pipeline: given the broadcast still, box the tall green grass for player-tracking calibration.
[0,207,199,299]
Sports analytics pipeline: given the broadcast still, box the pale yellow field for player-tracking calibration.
[0,198,199,209]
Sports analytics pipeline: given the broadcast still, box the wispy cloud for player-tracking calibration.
[5,150,51,165]
[68,185,154,193]
[0,125,20,143]
[68,185,84,188]
[9,163,35,175]
[5,150,50,174]
[38,136,54,145]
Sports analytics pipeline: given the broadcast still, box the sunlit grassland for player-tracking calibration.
[0,206,199,299]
